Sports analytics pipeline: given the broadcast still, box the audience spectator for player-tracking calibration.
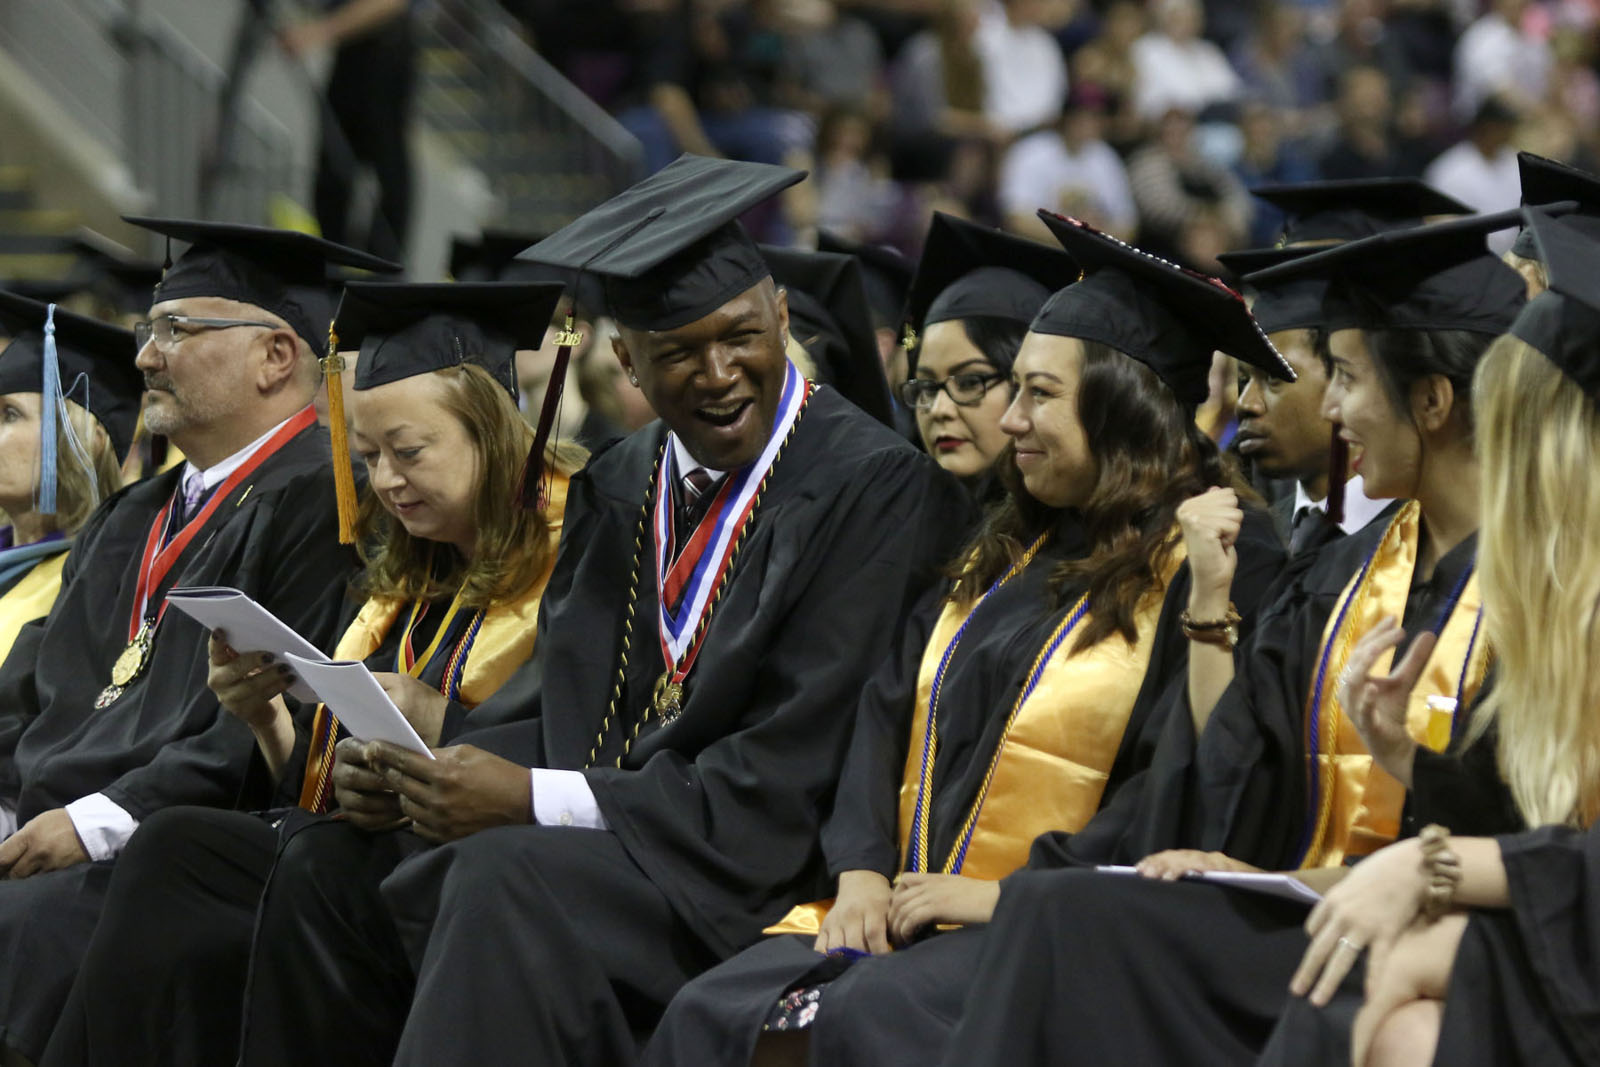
[1229,4,1324,128]
[1423,95,1523,247]
[1128,107,1252,261]
[1071,0,1147,149]
[972,0,1069,137]
[779,0,889,115]
[1131,0,1241,121]
[1234,102,1321,244]
[1317,64,1435,178]
[889,0,993,140]
[1304,0,1414,104]
[1453,0,1551,119]
[807,107,899,240]
[999,85,1137,240]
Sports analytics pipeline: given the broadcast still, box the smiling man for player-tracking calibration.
[0,219,393,1063]
[231,156,967,1067]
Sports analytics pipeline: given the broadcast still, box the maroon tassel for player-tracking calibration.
[518,312,581,509]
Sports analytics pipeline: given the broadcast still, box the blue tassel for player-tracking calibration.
[38,305,60,515]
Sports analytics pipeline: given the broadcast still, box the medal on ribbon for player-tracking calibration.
[95,406,317,710]
[648,362,807,724]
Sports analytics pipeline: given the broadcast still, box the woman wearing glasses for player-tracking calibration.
[640,215,1289,1067]
[0,294,137,664]
[39,282,584,1067]
[894,215,1076,500]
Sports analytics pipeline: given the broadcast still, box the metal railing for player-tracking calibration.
[417,0,644,234]
[0,0,296,229]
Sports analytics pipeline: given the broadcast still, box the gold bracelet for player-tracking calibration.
[1418,824,1463,921]
[1180,603,1241,652]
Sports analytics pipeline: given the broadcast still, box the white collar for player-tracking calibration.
[181,412,300,494]
[1292,472,1391,535]
[669,436,726,486]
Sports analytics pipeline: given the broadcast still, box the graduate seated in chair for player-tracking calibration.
[1255,203,1600,1067]
[935,209,1532,1067]
[139,155,966,1067]
[0,295,138,665]
[639,213,1294,1067]
[0,218,398,1066]
[893,213,1078,511]
[40,280,583,1067]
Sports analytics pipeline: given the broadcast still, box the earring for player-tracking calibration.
[628,373,640,386]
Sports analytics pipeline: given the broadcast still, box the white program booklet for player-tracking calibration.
[164,586,328,703]
[281,653,434,759]
[1096,865,1323,906]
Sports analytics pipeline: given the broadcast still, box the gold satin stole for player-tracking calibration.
[297,474,568,810]
[1301,501,1491,867]
[0,552,67,664]
[768,542,1185,936]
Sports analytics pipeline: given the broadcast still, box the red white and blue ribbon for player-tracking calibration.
[652,359,806,683]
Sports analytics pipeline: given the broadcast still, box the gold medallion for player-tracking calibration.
[651,671,684,724]
[109,622,154,689]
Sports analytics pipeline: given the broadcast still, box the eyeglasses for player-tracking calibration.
[896,371,1008,411]
[134,314,280,352]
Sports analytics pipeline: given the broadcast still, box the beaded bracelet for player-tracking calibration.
[1418,824,1463,921]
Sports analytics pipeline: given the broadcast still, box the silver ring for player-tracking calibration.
[1336,936,1363,954]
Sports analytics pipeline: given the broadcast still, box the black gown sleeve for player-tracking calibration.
[818,583,944,880]
[1404,718,1522,837]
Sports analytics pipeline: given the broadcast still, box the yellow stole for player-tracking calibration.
[767,538,1185,936]
[296,475,567,810]
[1300,500,1491,867]
[0,552,67,663]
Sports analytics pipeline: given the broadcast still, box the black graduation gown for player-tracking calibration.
[639,510,1287,1067]
[233,387,972,1067]
[37,601,476,1067]
[0,421,355,1062]
[936,531,1500,1067]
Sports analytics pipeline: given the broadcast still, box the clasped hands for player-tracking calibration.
[813,869,1000,956]
[331,672,529,843]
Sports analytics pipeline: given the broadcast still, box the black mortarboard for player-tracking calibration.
[760,246,894,426]
[1033,212,1292,405]
[1246,209,1530,336]
[1216,246,1328,335]
[1250,178,1472,245]
[816,230,913,331]
[1509,206,1600,398]
[63,230,164,315]
[1511,152,1600,259]
[332,281,565,401]
[123,217,403,357]
[516,154,805,332]
[902,213,1076,356]
[0,289,142,461]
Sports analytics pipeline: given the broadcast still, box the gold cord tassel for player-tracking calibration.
[323,325,359,544]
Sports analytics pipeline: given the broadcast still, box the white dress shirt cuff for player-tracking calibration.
[0,802,16,842]
[64,793,140,861]
[530,769,608,829]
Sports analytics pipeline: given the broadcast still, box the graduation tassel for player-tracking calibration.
[323,324,359,544]
[517,310,581,510]
[37,304,61,516]
[1326,423,1348,528]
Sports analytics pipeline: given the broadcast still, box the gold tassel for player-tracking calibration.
[323,324,359,544]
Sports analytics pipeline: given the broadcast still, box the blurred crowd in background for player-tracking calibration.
[496,0,1599,268]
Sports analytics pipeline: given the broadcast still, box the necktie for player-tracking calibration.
[181,472,207,525]
[1289,506,1338,558]
[673,467,721,558]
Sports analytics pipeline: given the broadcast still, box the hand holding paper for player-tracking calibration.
[282,654,434,758]
[165,587,327,703]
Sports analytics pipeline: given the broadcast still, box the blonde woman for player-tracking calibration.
[0,294,135,661]
[41,282,583,1067]
[1273,206,1600,1067]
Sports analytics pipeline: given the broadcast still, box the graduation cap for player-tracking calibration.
[1216,246,1328,336]
[816,230,913,332]
[517,154,805,332]
[0,289,142,485]
[1250,178,1472,246]
[321,281,565,542]
[1033,212,1292,405]
[760,246,894,426]
[1509,205,1600,399]
[901,213,1077,361]
[1245,208,1531,336]
[1511,153,1600,260]
[122,217,403,357]
[62,230,164,315]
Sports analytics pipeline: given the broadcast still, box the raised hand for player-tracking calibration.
[1178,487,1244,617]
[1338,616,1435,788]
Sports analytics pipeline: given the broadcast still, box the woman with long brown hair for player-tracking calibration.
[639,215,1291,1067]
[39,281,584,1067]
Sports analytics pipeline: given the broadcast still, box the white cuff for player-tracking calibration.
[64,793,140,861]
[0,802,15,842]
[530,769,607,829]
